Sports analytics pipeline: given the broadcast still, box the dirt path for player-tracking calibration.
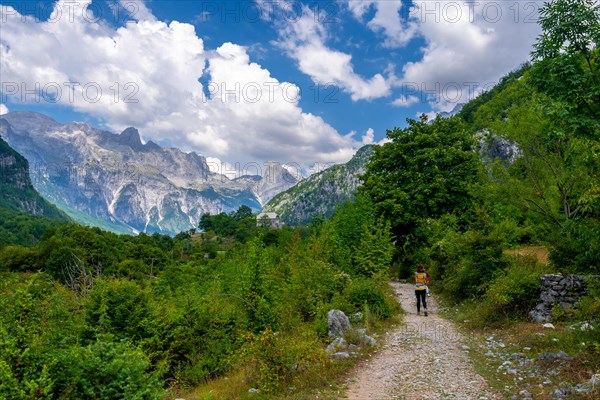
[343,282,501,400]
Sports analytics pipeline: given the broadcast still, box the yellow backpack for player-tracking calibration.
[415,272,427,285]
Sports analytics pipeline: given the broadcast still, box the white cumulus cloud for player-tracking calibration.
[403,0,543,112]
[392,95,420,108]
[344,0,543,113]
[274,5,391,101]
[361,128,375,145]
[347,0,419,48]
[0,0,366,168]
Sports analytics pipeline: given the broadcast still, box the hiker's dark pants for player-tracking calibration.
[415,290,427,312]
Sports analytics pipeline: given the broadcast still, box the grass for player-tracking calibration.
[170,345,356,400]
[504,245,549,265]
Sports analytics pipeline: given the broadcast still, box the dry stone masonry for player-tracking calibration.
[529,274,592,323]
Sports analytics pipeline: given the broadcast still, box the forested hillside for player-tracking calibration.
[0,136,65,219]
[0,136,68,246]
[263,145,374,225]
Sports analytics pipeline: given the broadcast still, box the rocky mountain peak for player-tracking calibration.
[119,127,144,150]
[263,145,374,225]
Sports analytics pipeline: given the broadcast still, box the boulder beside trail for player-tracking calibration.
[328,309,351,338]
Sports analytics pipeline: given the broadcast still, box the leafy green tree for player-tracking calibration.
[352,220,394,278]
[502,86,596,223]
[531,0,600,137]
[533,0,600,68]
[234,205,253,220]
[83,278,152,342]
[360,115,481,239]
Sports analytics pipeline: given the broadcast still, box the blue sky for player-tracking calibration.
[0,0,543,170]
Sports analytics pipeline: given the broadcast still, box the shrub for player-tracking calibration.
[550,219,600,274]
[288,260,339,324]
[52,336,164,400]
[343,278,394,319]
[0,246,38,272]
[468,258,551,327]
[83,278,153,342]
[158,298,248,386]
[430,229,511,302]
[239,327,328,393]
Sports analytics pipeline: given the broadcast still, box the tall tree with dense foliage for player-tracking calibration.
[360,115,482,240]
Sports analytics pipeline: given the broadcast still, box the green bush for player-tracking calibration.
[156,298,248,386]
[84,278,153,342]
[0,246,38,272]
[288,260,339,324]
[430,229,510,302]
[0,274,80,399]
[469,258,551,326]
[573,278,600,322]
[343,278,394,319]
[52,337,164,400]
[550,219,600,274]
[239,327,328,393]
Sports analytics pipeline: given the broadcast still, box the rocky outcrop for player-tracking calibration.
[0,131,64,218]
[529,275,594,322]
[475,129,520,166]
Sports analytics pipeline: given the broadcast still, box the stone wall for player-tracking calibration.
[529,275,588,323]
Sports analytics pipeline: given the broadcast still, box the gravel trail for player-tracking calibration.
[343,282,501,400]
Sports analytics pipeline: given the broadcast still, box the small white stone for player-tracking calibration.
[542,323,555,329]
[580,322,594,331]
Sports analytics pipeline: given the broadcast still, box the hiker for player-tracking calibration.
[415,264,429,316]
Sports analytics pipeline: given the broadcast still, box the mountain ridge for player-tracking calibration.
[1,111,299,234]
[262,145,374,225]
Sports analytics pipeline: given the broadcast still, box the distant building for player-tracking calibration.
[256,212,283,228]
